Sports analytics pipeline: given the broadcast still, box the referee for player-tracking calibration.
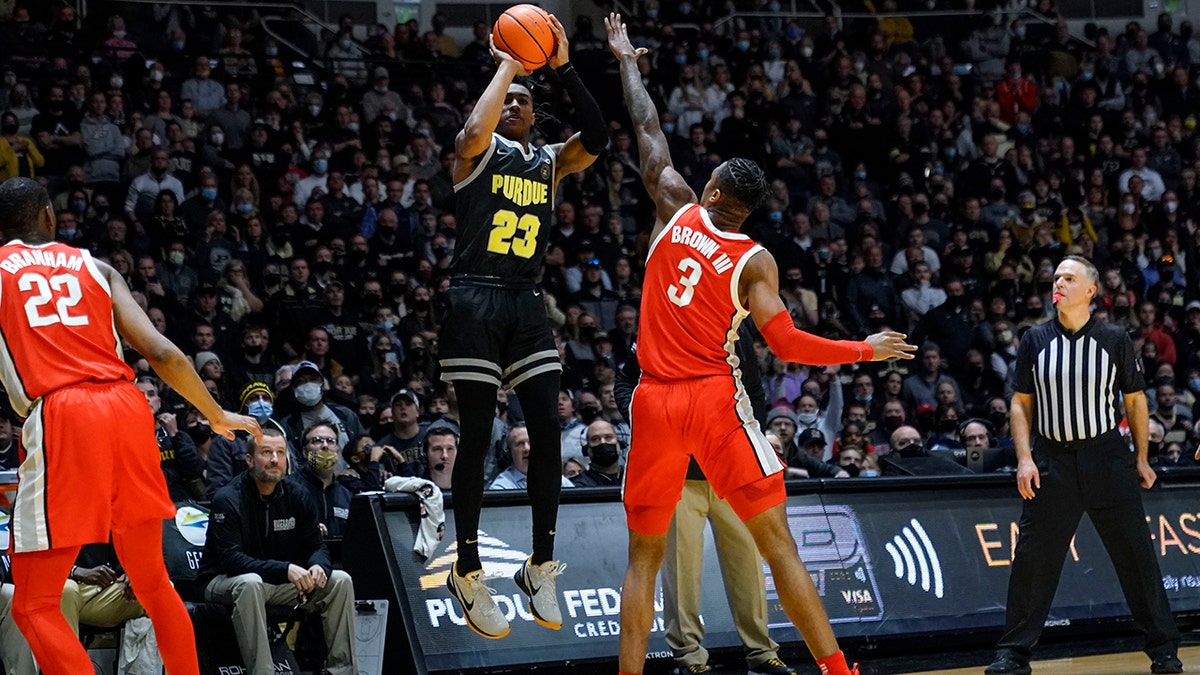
[986,256,1182,675]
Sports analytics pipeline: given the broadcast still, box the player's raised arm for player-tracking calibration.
[455,38,530,178]
[605,13,696,227]
[545,15,607,179]
[104,262,262,442]
[741,250,916,365]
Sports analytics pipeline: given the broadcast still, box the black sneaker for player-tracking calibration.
[749,657,797,675]
[984,656,1031,675]
[1151,654,1184,674]
[672,665,712,674]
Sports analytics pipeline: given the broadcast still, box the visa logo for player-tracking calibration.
[840,589,874,604]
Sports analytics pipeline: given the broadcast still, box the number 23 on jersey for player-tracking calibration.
[487,209,542,259]
[18,272,89,327]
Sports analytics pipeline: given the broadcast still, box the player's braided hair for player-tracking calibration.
[717,158,770,211]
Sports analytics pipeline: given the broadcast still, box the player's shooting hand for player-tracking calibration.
[1016,458,1040,499]
[605,13,648,61]
[287,564,315,593]
[547,15,569,68]
[1137,460,1158,490]
[488,35,531,76]
[865,331,918,361]
[210,411,264,443]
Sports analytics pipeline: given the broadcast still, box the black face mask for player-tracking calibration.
[362,292,381,307]
[1,123,17,135]
[389,282,407,297]
[589,442,619,466]
[579,405,600,425]
[187,424,214,445]
[243,343,265,356]
[939,418,959,433]
[412,298,431,312]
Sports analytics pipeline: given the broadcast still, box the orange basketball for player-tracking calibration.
[492,4,556,71]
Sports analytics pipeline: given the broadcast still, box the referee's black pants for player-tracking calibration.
[996,429,1180,662]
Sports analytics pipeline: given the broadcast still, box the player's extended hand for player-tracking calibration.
[210,411,263,443]
[865,331,918,361]
[547,14,569,68]
[1016,458,1040,499]
[488,35,531,76]
[605,13,648,61]
[1137,459,1158,490]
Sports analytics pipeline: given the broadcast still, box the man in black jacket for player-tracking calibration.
[200,427,358,674]
[297,422,354,538]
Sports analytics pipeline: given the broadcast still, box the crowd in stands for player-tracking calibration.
[0,0,1199,501]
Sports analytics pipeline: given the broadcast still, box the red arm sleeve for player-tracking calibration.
[759,310,874,365]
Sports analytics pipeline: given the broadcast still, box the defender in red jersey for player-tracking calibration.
[605,16,916,675]
[0,178,262,675]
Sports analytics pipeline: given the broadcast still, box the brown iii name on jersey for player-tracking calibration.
[670,224,733,274]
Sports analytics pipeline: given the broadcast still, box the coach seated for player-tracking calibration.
[200,426,358,674]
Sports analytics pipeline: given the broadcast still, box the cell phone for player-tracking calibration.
[385,352,397,363]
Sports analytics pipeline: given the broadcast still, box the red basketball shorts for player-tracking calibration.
[624,374,785,535]
[12,380,175,553]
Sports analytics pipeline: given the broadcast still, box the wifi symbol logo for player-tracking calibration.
[885,518,944,599]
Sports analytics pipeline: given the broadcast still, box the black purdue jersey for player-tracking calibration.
[452,133,557,282]
[1015,316,1144,443]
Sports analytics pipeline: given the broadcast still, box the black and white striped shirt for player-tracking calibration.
[1016,316,1144,443]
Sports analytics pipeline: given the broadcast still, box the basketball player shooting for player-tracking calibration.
[0,178,263,675]
[604,15,916,675]
[438,8,607,640]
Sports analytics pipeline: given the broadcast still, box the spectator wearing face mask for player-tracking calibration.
[298,422,353,537]
[571,420,624,487]
[0,110,43,180]
[281,361,366,470]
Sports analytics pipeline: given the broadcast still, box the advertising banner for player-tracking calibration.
[364,481,1200,673]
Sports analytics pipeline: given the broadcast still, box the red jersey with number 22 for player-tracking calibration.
[639,204,764,381]
[0,241,131,416]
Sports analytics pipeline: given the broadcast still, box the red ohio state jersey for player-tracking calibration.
[0,241,131,416]
[638,204,764,381]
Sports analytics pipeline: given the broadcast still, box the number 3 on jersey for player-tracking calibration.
[487,209,541,258]
[19,272,89,327]
[668,257,703,307]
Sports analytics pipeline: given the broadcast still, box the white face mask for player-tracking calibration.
[1122,202,1137,214]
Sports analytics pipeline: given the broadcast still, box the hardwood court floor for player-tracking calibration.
[903,644,1200,674]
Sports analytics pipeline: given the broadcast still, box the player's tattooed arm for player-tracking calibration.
[606,12,695,230]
